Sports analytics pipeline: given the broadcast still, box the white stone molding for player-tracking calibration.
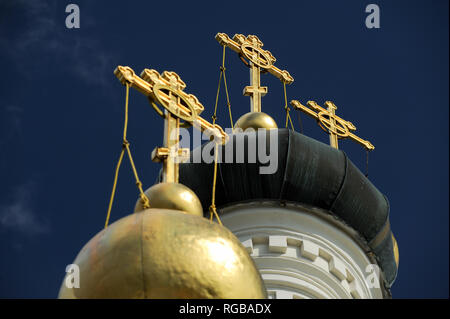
[219,201,385,299]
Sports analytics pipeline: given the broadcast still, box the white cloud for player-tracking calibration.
[0,181,49,235]
[1,0,115,87]
[0,105,24,145]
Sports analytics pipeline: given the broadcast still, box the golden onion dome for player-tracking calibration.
[392,234,399,267]
[234,111,278,131]
[134,182,203,217]
[58,208,267,299]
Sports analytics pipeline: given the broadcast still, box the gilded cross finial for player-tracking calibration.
[216,33,294,113]
[290,100,375,150]
[114,66,228,183]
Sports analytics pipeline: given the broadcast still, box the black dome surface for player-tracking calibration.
[177,129,397,287]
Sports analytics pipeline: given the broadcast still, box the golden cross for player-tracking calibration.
[290,100,374,150]
[114,66,228,183]
[216,33,294,113]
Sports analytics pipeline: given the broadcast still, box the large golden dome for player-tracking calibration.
[58,208,267,299]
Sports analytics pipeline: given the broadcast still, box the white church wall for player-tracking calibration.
[219,201,385,299]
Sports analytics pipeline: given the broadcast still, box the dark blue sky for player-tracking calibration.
[0,0,448,298]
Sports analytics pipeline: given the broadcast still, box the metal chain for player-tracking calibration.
[105,82,150,229]
[212,45,234,129]
[283,81,295,130]
[209,142,223,225]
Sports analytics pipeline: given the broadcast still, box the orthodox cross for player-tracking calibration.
[114,66,228,183]
[290,100,374,150]
[216,33,294,113]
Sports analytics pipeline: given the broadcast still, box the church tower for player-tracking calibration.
[58,33,398,299]
[178,33,398,299]
[179,129,398,298]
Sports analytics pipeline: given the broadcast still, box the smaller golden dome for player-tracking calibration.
[234,112,278,131]
[134,182,203,217]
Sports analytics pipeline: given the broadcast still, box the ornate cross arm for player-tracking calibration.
[114,66,228,144]
[151,147,189,163]
[215,33,294,84]
[290,100,375,150]
[216,33,293,114]
[114,65,228,183]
